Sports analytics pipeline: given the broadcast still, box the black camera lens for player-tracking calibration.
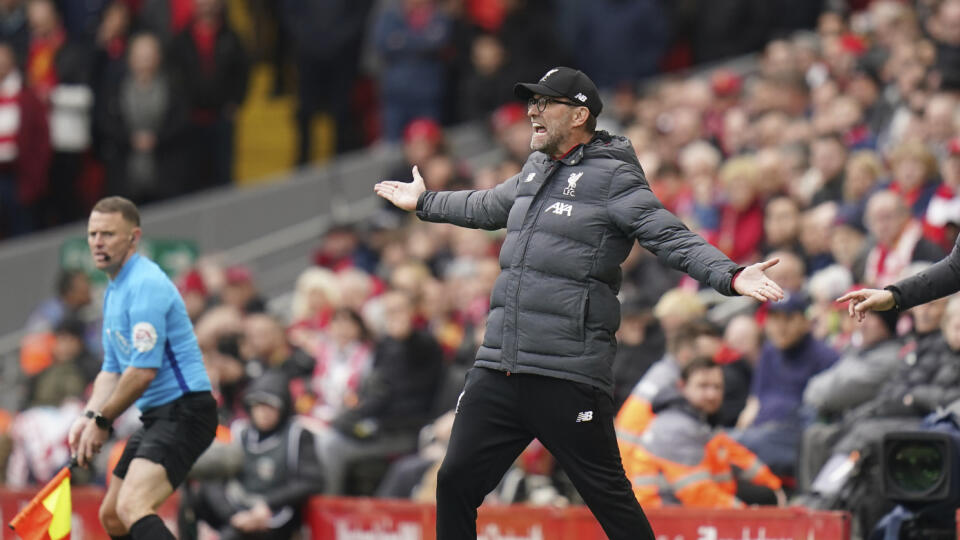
[889,442,944,493]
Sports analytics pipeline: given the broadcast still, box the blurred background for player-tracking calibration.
[1,0,959,538]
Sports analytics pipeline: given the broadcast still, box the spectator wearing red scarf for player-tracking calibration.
[26,0,96,227]
[25,0,64,103]
[924,139,960,251]
[715,155,764,264]
[863,190,944,287]
[170,0,249,191]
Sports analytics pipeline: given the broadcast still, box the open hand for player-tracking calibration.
[373,166,427,212]
[836,288,895,322]
[733,258,785,302]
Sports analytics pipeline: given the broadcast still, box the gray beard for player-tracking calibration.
[530,130,564,156]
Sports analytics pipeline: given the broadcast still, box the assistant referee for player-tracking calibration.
[68,196,217,540]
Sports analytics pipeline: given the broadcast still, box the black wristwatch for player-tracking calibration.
[93,412,113,433]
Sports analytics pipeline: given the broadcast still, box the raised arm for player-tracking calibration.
[375,166,517,230]
[607,164,783,302]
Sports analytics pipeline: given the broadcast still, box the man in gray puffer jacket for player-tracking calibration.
[375,67,784,540]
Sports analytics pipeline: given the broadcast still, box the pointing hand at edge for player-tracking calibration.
[836,288,895,322]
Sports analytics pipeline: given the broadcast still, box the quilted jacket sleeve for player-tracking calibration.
[416,174,519,230]
[607,163,739,296]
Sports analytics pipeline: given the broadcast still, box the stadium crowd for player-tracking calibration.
[0,0,832,240]
[2,0,960,538]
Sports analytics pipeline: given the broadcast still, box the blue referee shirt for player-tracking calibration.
[102,253,211,411]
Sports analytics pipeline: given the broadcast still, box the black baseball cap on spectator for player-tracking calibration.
[835,204,867,234]
[514,67,603,117]
[767,290,810,314]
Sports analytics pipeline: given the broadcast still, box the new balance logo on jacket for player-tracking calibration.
[576,411,593,422]
[545,202,573,216]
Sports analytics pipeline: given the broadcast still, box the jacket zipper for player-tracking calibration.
[511,161,559,371]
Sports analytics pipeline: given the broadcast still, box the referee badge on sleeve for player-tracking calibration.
[132,322,158,352]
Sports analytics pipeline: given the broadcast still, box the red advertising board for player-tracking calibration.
[305,497,851,540]
[2,488,852,540]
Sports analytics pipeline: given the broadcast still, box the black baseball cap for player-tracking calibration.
[514,67,603,117]
[767,290,810,314]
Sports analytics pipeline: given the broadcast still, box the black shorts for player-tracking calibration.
[113,391,218,489]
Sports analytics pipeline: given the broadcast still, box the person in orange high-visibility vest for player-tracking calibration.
[623,357,784,508]
[616,321,717,459]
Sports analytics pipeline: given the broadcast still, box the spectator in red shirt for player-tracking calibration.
[715,155,764,264]
[0,41,49,238]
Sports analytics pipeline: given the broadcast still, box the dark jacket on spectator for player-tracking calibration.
[333,329,443,436]
[934,40,960,91]
[97,68,190,201]
[372,4,452,106]
[831,330,952,456]
[235,371,324,509]
[717,357,752,428]
[0,4,29,66]
[691,0,772,64]
[751,334,838,425]
[183,370,323,537]
[573,0,670,89]
[611,322,665,410]
[901,336,960,414]
[417,132,741,396]
[170,19,249,117]
[802,337,902,419]
[846,330,945,421]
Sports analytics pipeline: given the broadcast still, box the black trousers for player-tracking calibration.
[436,367,655,540]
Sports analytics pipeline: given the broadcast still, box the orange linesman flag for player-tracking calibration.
[8,466,71,540]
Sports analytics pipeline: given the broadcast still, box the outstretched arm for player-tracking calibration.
[608,164,783,301]
[839,236,960,319]
[375,166,517,230]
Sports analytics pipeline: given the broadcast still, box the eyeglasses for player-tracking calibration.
[527,96,579,113]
